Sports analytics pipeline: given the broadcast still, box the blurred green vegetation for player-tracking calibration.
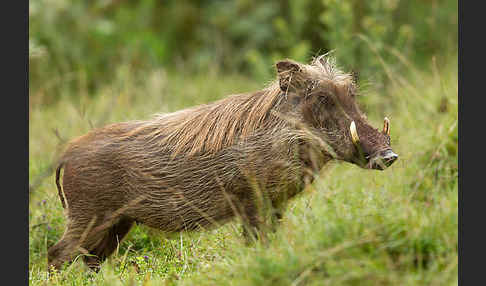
[29,0,457,104]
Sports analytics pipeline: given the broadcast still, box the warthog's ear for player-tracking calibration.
[276,60,307,93]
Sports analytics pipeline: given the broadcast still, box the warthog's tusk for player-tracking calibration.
[350,121,360,146]
[383,117,390,136]
[350,121,366,166]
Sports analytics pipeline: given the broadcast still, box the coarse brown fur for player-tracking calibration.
[47,55,396,272]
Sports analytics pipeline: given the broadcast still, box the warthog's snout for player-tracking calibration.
[349,120,397,170]
[369,149,398,170]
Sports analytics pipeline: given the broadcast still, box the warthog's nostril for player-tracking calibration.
[381,150,398,167]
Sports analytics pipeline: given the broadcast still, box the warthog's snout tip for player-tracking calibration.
[370,150,398,170]
[381,150,398,167]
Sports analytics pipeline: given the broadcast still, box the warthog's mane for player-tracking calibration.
[305,55,354,87]
[132,83,285,157]
[122,55,353,157]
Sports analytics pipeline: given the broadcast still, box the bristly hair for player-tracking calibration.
[307,55,354,87]
[121,55,354,157]
[123,81,286,157]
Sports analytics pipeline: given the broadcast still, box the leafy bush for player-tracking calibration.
[29,0,457,104]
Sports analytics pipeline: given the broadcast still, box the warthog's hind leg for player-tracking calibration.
[81,217,134,272]
[47,219,88,272]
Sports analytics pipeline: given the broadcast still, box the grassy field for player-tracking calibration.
[29,55,457,285]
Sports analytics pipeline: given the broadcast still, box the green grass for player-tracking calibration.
[29,56,457,285]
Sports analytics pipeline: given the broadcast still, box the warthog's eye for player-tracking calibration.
[318,94,335,108]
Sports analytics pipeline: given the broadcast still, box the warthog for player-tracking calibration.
[47,55,398,271]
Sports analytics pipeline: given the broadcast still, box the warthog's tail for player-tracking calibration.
[55,162,66,209]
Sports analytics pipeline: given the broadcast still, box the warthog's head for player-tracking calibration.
[276,55,398,170]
